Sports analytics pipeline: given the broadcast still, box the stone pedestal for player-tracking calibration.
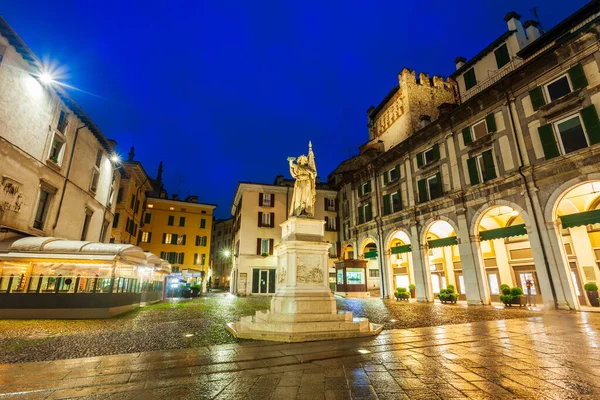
[226,217,382,342]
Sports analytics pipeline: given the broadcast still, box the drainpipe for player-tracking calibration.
[52,124,86,231]
[504,89,558,308]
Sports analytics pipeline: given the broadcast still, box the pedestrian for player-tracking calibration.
[525,278,534,306]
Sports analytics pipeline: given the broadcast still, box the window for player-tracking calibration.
[135,200,140,215]
[260,193,274,207]
[177,234,186,245]
[417,173,443,203]
[369,269,380,278]
[329,242,338,258]
[357,202,372,224]
[33,188,53,230]
[81,209,93,241]
[179,216,186,227]
[130,194,136,209]
[201,254,206,265]
[48,134,66,165]
[117,188,123,204]
[144,213,152,224]
[529,64,588,111]
[196,235,207,246]
[382,165,400,185]
[112,213,120,228]
[325,198,336,211]
[537,106,600,160]
[463,68,476,90]
[357,181,371,197]
[90,150,102,193]
[382,191,401,216]
[201,210,206,214]
[258,212,274,228]
[416,144,440,168]
[107,174,116,207]
[494,43,510,69]
[164,233,173,244]
[168,215,174,226]
[343,222,350,241]
[200,218,206,229]
[193,253,198,265]
[56,110,69,134]
[141,231,152,243]
[325,216,337,231]
[100,220,110,242]
[177,253,185,264]
[467,149,497,185]
[462,113,496,145]
[261,239,270,254]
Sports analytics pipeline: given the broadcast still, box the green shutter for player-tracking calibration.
[383,172,389,185]
[393,191,401,212]
[481,150,497,181]
[494,44,510,69]
[428,236,458,249]
[193,253,197,265]
[568,63,588,90]
[358,207,364,224]
[394,164,400,179]
[416,152,424,168]
[171,234,178,244]
[365,203,372,221]
[560,209,600,229]
[464,68,476,90]
[182,234,186,245]
[382,194,391,215]
[462,127,472,145]
[268,269,276,293]
[366,181,372,193]
[200,219,206,229]
[581,104,600,145]
[162,233,166,244]
[529,86,546,111]
[251,269,259,293]
[358,185,363,197]
[391,244,411,254]
[417,179,428,203]
[538,124,560,160]
[467,157,480,186]
[147,232,152,243]
[432,144,440,161]
[480,224,527,241]
[485,113,497,133]
[431,173,442,199]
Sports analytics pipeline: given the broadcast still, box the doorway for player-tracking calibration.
[513,266,541,305]
[251,268,276,294]
[569,262,587,305]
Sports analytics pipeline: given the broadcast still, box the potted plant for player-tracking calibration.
[437,284,458,304]
[499,286,525,306]
[394,287,410,301]
[409,284,416,298]
[584,282,599,307]
[190,284,201,297]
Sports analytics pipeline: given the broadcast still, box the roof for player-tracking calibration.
[0,17,115,154]
[146,196,217,209]
[0,237,147,264]
[517,0,600,58]
[450,31,516,78]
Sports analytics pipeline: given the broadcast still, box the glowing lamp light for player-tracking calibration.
[223,250,231,258]
[357,349,371,354]
[111,154,120,163]
[510,210,519,217]
[39,72,54,84]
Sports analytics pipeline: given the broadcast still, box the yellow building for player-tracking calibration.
[138,195,216,282]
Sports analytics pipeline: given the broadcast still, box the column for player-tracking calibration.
[443,247,456,286]
[569,226,600,282]
[456,213,490,305]
[492,238,514,286]
[411,224,433,302]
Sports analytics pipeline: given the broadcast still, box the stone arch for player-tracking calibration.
[545,173,600,222]
[358,236,378,255]
[384,228,412,251]
[421,215,459,244]
[470,199,532,238]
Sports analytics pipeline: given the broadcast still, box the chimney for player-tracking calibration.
[504,11,522,31]
[128,146,135,162]
[454,56,466,70]
[157,161,163,183]
[419,115,432,129]
[186,195,198,203]
[107,139,117,150]
[172,194,179,200]
[523,20,541,41]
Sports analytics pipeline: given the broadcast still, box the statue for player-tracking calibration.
[288,141,317,217]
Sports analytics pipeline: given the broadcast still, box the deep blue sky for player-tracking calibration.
[2,0,588,218]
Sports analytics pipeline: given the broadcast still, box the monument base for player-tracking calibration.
[226,217,382,342]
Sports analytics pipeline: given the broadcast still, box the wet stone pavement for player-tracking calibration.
[0,313,599,399]
[0,295,542,364]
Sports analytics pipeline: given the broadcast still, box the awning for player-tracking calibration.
[391,245,411,254]
[364,250,378,259]
[560,209,600,229]
[428,236,458,249]
[479,224,527,241]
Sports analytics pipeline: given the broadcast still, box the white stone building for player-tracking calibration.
[230,175,339,296]
[330,3,600,310]
[0,17,119,243]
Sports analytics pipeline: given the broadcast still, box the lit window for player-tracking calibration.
[261,239,270,254]
[169,207,175,211]
[141,231,150,243]
[164,233,172,244]
[147,204,154,208]
[325,198,336,211]
[48,134,65,165]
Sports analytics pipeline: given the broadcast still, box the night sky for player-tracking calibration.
[2,0,588,218]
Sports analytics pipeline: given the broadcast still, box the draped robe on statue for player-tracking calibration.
[289,162,316,217]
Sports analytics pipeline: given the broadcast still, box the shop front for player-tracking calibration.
[334,259,369,297]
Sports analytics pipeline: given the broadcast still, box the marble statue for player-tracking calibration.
[287,141,317,217]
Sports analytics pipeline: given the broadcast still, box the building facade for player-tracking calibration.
[230,175,339,296]
[210,218,234,288]
[0,17,119,244]
[138,196,216,282]
[110,147,153,245]
[329,2,600,310]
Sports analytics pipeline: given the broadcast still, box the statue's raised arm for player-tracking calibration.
[288,142,317,217]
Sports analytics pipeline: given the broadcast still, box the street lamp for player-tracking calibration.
[39,72,54,84]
